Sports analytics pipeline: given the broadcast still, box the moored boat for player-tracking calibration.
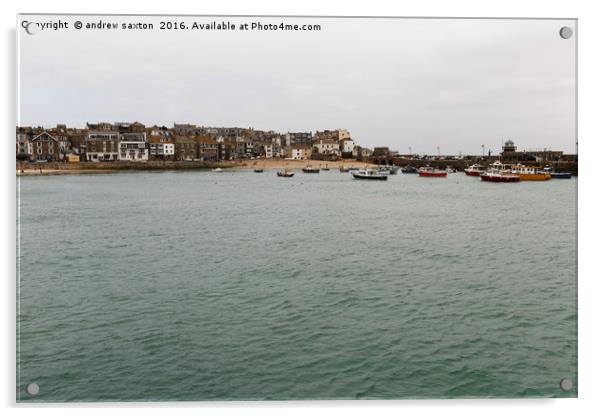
[418,167,447,177]
[511,164,551,181]
[401,166,418,174]
[480,162,520,182]
[541,167,572,179]
[351,168,388,180]
[464,164,486,176]
[212,167,223,172]
[277,170,294,177]
[339,166,350,172]
[302,165,320,173]
[253,168,264,173]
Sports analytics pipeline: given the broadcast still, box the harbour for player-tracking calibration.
[17,170,577,401]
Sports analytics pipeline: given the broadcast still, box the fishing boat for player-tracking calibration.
[351,168,388,180]
[511,164,551,181]
[339,166,350,172]
[418,167,447,177]
[253,168,264,173]
[464,164,487,176]
[302,165,320,173]
[401,166,418,174]
[480,162,520,182]
[277,170,294,177]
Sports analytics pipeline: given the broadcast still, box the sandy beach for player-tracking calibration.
[228,159,376,170]
[16,159,377,176]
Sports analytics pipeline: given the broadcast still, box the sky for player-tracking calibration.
[18,15,576,154]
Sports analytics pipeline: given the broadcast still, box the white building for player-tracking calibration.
[119,132,148,161]
[313,139,341,157]
[340,138,355,154]
[264,144,274,158]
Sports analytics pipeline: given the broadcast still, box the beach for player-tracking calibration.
[16,159,377,176]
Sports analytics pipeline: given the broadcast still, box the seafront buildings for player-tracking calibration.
[15,123,362,163]
[15,122,574,165]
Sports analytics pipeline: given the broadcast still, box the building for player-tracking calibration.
[30,131,60,161]
[315,129,350,142]
[339,137,355,157]
[263,143,274,158]
[283,144,311,160]
[16,127,34,160]
[86,124,120,161]
[500,139,564,162]
[173,136,198,161]
[118,123,148,161]
[147,135,175,160]
[235,139,254,159]
[313,139,341,157]
[193,136,218,161]
[285,132,313,147]
[173,123,198,136]
[218,141,236,161]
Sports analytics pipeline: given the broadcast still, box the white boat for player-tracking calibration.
[351,168,388,180]
[212,168,223,172]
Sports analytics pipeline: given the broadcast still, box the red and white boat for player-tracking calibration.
[464,164,486,176]
[418,166,447,177]
[480,162,520,183]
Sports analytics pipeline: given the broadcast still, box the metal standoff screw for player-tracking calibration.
[559,378,573,391]
[26,383,39,396]
[559,26,573,39]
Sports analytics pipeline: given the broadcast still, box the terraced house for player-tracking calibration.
[173,136,198,161]
[193,136,218,161]
[85,122,120,161]
[147,135,175,161]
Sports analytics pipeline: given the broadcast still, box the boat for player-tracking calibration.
[464,164,487,176]
[480,162,520,182]
[302,165,320,173]
[322,164,330,171]
[351,168,388,180]
[445,166,457,173]
[253,168,264,173]
[401,166,419,174]
[377,166,391,175]
[212,168,223,172]
[511,164,551,181]
[381,165,399,174]
[418,167,447,177]
[540,167,572,179]
[277,170,294,177]
[551,172,572,179]
[339,166,350,172]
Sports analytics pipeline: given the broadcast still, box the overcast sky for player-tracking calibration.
[18,16,576,154]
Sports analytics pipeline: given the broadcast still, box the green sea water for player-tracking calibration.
[16,170,577,401]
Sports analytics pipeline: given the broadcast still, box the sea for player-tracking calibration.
[16,169,577,401]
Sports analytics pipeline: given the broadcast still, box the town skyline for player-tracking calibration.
[16,120,576,157]
[18,16,576,154]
